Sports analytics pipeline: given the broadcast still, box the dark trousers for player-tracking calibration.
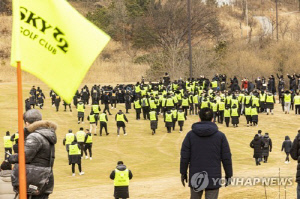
[212,112,217,122]
[246,115,252,124]
[178,121,184,131]
[100,122,108,135]
[263,156,268,162]
[189,104,194,115]
[64,104,72,111]
[4,148,12,160]
[190,188,219,199]
[218,111,224,123]
[142,107,149,120]
[31,194,50,199]
[296,105,300,114]
[286,152,290,162]
[78,116,84,122]
[55,105,59,111]
[117,127,126,135]
[103,104,111,115]
[78,142,84,157]
[167,126,171,133]
[225,117,230,127]
[84,144,92,157]
[173,120,177,130]
[255,158,260,165]
[183,107,188,116]
[194,104,199,115]
[111,99,117,108]
[135,110,141,120]
[72,163,82,173]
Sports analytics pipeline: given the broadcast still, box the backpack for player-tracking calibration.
[264,139,269,148]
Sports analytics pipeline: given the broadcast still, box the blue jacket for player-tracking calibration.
[180,121,232,189]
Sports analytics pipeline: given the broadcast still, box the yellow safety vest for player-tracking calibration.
[231,99,239,108]
[218,102,225,111]
[166,98,174,107]
[92,105,100,114]
[284,94,291,102]
[252,97,260,107]
[85,134,92,144]
[89,114,96,123]
[3,136,12,148]
[65,133,75,145]
[177,112,185,121]
[260,94,266,102]
[142,98,149,106]
[211,103,218,112]
[238,94,244,103]
[224,109,231,117]
[149,111,157,121]
[99,113,107,122]
[76,131,85,142]
[117,114,125,122]
[69,144,81,155]
[77,104,84,112]
[134,100,141,109]
[294,96,300,105]
[176,93,182,100]
[135,85,141,93]
[182,98,189,107]
[201,101,209,108]
[212,81,218,88]
[226,96,232,105]
[171,109,178,118]
[165,113,173,122]
[245,107,251,116]
[149,100,157,109]
[114,169,129,186]
[231,108,239,117]
[244,96,251,104]
[193,95,199,104]
[251,108,258,116]
[266,95,274,103]
[173,96,178,104]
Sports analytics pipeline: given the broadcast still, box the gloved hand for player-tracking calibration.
[181,174,188,187]
[225,177,231,187]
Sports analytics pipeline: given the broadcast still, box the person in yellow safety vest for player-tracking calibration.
[251,96,260,111]
[251,104,258,126]
[3,131,13,160]
[283,90,292,114]
[188,93,194,115]
[69,140,84,176]
[243,93,252,107]
[225,94,232,105]
[230,96,239,109]
[238,92,245,115]
[244,104,252,127]
[149,109,158,135]
[76,127,86,158]
[217,99,225,124]
[141,96,150,120]
[84,129,93,160]
[211,80,218,91]
[200,97,210,110]
[210,100,218,123]
[171,108,178,131]
[265,92,275,115]
[110,161,133,199]
[135,82,141,97]
[10,132,19,154]
[164,110,174,133]
[231,104,239,128]
[224,105,231,127]
[181,95,190,116]
[149,97,157,110]
[294,92,300,115]
[165,95,175,111]
[193,92,200,116]
[177,109,187,133]
[172,94,178,109]
[91,103,101,124]
[63,129,77,159]
[176,92,183,106]
[259,91,266,113]
[133,98,142,120]
[99,111,109,136]
[87,111,98,136]
[115,110,129,136]
[77,101,85,124]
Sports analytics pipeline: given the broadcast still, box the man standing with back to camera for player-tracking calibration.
[180,108,233,199]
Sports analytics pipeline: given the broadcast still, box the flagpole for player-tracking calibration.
[17,61,27,199]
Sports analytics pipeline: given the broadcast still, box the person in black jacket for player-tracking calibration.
[103,93,112,115]
[8,109,57,198]
[180,108,232,199]
[54,95,61,112]
[282,136,292,164]
[110,161,133,199]
[290,129,300,198]
[25,98,31,111]
[250,134,264,166]
[262,133,272,163]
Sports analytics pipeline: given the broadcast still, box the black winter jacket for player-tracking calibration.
[9,121,57,194]
[282,136,292,153]
[180,121,232,189]
[250,134,264,158]
[290,133,300,182]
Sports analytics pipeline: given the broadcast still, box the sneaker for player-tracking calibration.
[72,173,75,177]
[247,124,249,127]
[124,133,127,136]
[179,131,182,133]
[285,161,288,164]
[267,113,269,115]
[90,157,92,160]
[106,133,109,136]
[118,135,120,137]
[79,172,85,175]
[82,122,84,124]
[152,131,154,135]
[85,156,88,159]
[78,121,80,124]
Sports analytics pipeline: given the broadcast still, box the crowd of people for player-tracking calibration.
[2,72,300,199]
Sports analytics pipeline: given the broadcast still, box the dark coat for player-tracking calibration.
[262,135,272,156]
[291,133,300,182]
[9,121,57,195]
[125,95,132,109]
[110,164,133,198]
[180,121,233,189]
[250,134,264,158]
[282,136,292,153]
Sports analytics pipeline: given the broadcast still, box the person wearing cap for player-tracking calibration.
[0,160,14,198]
[68,140,84,176]
[63,129,77,159]
[76,127,86,158]
[84,129,93,160]
[77,100,86,124]
[115,110,128,136]
[3,131,12,160]
[110,161,133,199]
